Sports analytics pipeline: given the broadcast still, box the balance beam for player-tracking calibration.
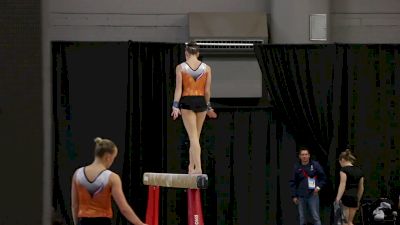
[143,172,208,189]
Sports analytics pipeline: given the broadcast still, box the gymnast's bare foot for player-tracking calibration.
[188,165,195,174]
[191,169,202,174]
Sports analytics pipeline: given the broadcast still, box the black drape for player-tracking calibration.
[254,45,343,161]
[199,108,297,225]
[53,42,400,225]
[125,42,296,225]
[52,42,129,225]
[51,41,325,225]
[342,44,400,202]
[254,45,344,217]
[122,42,185,225]
[255,44,400,224]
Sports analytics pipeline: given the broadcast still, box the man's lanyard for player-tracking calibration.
[300,166,318,189]
[300,167,317,179]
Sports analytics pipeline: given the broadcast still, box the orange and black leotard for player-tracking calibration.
[180,62,208,97]
[179,62,209,112]
[74,167,113,221]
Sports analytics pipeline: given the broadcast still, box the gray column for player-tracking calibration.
[0,0,44,224]
[270,0,330,43]
[42,0,52,223]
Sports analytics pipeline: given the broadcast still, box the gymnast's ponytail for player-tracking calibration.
[339,148,356,164]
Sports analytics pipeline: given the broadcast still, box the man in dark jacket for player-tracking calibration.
[289,147,327,225]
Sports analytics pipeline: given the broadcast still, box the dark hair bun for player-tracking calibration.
[187,41,198,47]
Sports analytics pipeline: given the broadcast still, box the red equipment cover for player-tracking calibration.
[187,189,204,225]
[145,186,160,225]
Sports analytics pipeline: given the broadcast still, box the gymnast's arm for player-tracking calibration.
[71,171,79,225]
[171,65,182,120]
[335,171,347,202]
[398,194,400,209]
[204,65,217,118]
[173,65,183,104]
[204,65,212,105]
[357,177,364,204]
[110,173,147,225]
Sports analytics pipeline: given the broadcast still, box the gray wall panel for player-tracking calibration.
[47,0,268,41]
[50,0,268,14]
[270,0,330,43]
[331,1,400,43]
[332,13,400,43]
[50,26,187,42]
[203,57,263,98]
[332,0,400,13]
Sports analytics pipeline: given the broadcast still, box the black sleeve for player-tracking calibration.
[289,164,298,198]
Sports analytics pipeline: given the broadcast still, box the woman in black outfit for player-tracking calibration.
[335,149,365,225]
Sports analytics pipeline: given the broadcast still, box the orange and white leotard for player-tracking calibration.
[180,62,208,96]
[74,167,113,218]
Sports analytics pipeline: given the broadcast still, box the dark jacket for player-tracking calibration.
[289,160,327,198]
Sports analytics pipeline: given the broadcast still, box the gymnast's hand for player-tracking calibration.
[207,108,217,119]
[171,107,181,120]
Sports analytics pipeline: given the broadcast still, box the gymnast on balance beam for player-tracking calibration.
[171,41,217,175]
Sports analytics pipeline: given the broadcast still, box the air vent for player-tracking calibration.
[187,39,264,52]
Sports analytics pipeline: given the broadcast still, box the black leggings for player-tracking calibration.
[79,217,112,225]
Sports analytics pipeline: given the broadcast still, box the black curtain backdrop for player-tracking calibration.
[254,44,344,224]
[254,44,400,221]
[53,42,297,225]
[52,42,129,225]
[341,44,400,203]
[53,42,400,225]
[254,43,345,192]
[254,45,343,161]
[122,42,185,225]
[124,42,298,225]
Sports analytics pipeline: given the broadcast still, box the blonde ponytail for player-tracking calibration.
[339,148,357,164]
